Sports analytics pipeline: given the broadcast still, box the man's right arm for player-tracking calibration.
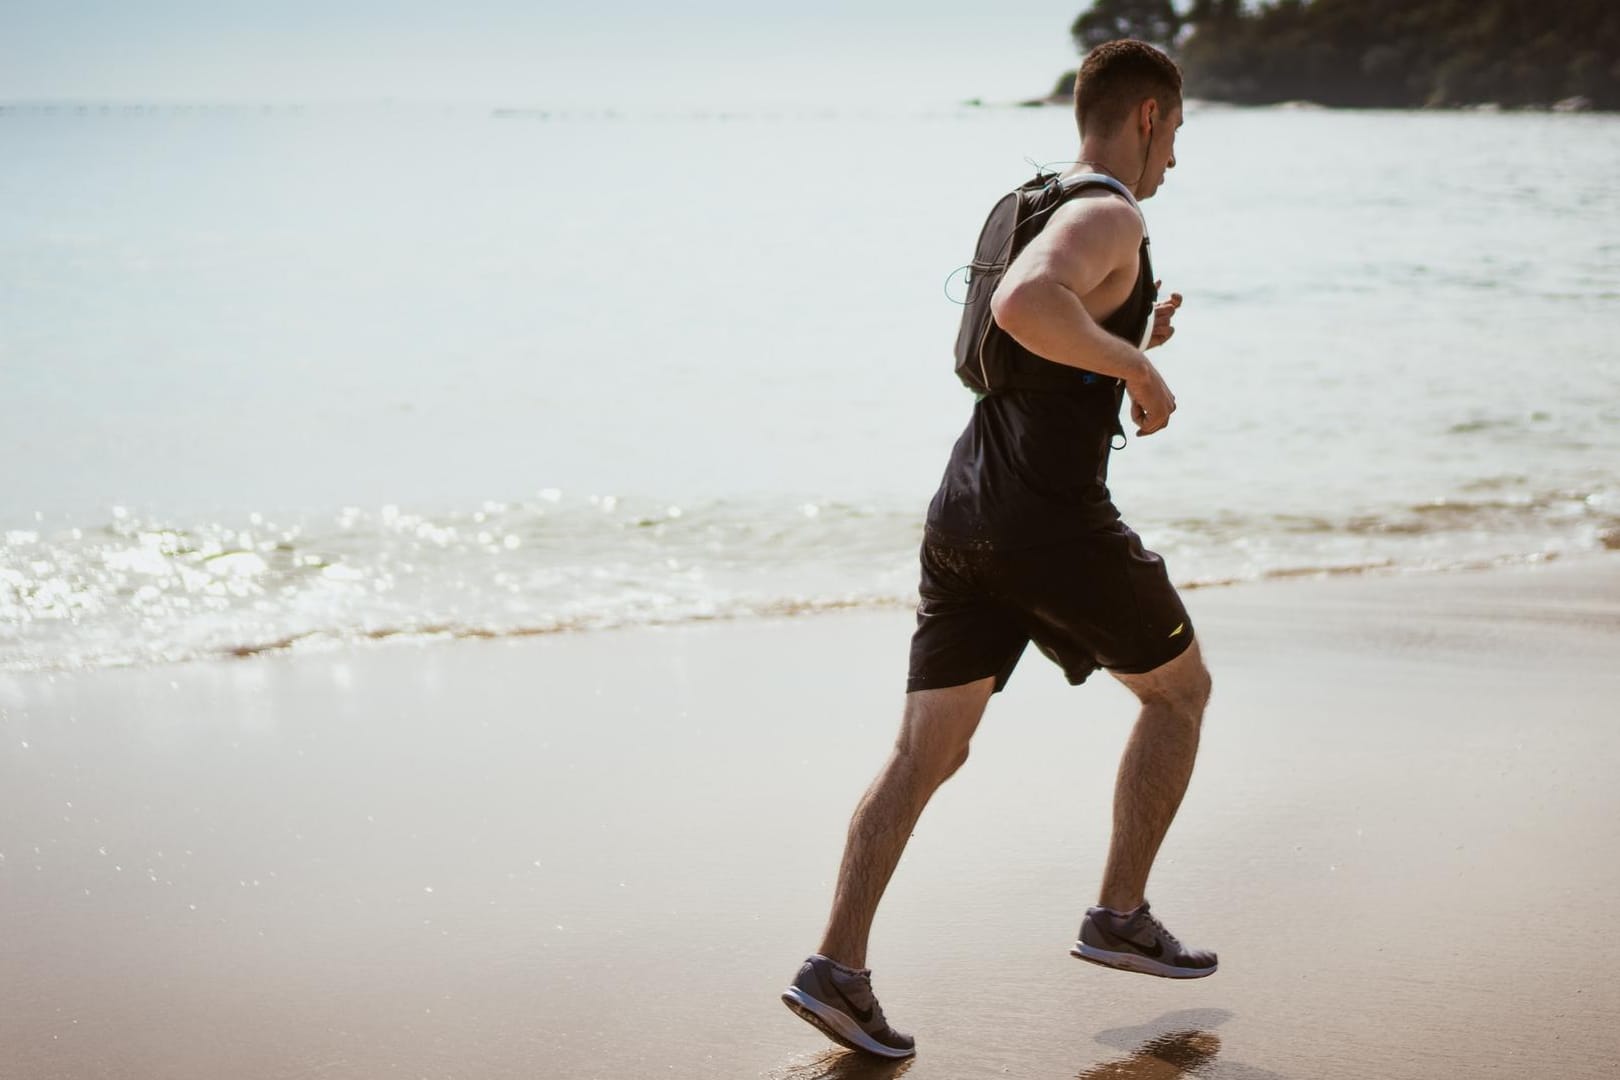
[988,196,1177,435]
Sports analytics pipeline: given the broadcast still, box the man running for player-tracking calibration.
[782,41,1215,1059]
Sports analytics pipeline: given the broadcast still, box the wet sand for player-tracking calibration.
[3,557,1619,1079]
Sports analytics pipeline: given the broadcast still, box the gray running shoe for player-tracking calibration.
[1071,901,1218,979]
[781,955,915,1059]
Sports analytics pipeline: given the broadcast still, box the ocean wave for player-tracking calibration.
[3,484,1615,674]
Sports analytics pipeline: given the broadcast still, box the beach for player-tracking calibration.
[4,555,1618,1079]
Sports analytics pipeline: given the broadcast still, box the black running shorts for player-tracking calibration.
[906,523,1194,693]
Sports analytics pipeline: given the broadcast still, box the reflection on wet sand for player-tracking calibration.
[1084,1010,1290,1079]
[1078,1031,1222,1079]
[765,1048,915,1080]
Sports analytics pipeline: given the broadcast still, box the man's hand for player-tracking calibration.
[1126,360,1176,436]
[1146,281,1182,349]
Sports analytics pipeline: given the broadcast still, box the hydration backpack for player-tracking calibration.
[952,169,1147,395]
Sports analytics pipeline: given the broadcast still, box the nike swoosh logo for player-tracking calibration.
[1097,923,1164,959]
[830,981,874,1024]
[1169,623,1185,638]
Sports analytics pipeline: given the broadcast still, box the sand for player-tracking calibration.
[2,556,1618,1079]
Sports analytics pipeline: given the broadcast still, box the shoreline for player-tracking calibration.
[6,549,1618,678]
[1005,92,1613,113]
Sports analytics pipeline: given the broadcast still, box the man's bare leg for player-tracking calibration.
[1098,638,1212,912]
[817,676,996,969]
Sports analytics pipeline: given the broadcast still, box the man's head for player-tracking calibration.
[1073,40,1183,198]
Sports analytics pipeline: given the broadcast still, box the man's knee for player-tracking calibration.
[1185,659,1213,712]
[895,720,974,786]
[1119,645,1212,718]
[896,680,990,784]
[1158,658,1211,718]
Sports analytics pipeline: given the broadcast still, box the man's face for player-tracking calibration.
[1139,101,1183,200]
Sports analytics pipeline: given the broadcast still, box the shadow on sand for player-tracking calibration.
[768,1009,1289,1078]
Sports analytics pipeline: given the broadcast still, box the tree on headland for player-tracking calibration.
[1071,0,1181,52]
[1056,0,1620,110]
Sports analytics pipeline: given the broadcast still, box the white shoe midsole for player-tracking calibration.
[1070,941,1217,979]
[781,987,913,1058]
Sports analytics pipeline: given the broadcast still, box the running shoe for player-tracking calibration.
[1071,901,1218,979]
[781,955,915,1059]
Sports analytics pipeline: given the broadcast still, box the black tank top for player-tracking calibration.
[925,204,1156,548]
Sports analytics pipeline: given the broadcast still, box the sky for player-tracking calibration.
[0,1,1099,108]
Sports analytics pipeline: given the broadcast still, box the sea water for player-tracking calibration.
[2,102,1617,671]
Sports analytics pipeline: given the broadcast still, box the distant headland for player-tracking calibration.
[1034,0,1619,112]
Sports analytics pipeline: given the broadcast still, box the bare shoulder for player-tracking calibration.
[1013,189,1141,290]
[1045,189,1142,252]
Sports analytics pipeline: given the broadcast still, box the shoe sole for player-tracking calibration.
[1070,942,1218,979]
[780,988,916,1059]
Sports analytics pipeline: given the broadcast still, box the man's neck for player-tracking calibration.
[1068,144,1141,197]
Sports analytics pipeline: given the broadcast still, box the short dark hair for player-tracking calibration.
[1074,40,1183,138]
